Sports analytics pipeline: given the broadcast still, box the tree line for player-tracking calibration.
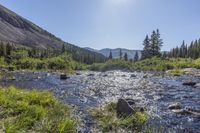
[168,39,200,59]
[0,41,106,65]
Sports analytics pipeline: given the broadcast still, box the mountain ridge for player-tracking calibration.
[85,47,142,59]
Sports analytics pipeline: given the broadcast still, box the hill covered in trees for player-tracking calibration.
[0,4,106,65]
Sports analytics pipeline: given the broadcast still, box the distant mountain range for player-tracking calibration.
[85,47,142,59]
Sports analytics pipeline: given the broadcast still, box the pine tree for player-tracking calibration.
[134,51,139,61]
[0,42,4,56]
[142,29,163,59]
[62,44,66,53]
[124,53,128,61]
[108,50,113,59]
[6,43,12,56]
[155,29,163,54]
[141,35,150,59]
[119,49,122,59]
[150,29,163,57]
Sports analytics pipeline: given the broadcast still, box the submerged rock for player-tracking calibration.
[186,108,200,116]
[168,103,182,110]
[194,83,200,88]
[87,74,95,76]
[171,109,191,115]
[182,81,196,86]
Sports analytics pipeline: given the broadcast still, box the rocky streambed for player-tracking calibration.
[1,70,200,133]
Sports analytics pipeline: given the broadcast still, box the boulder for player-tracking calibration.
[182,81,196,86]
[116,99,134,117]
[60,74,69,80]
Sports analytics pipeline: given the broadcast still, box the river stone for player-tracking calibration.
[130,74,136,78]
[194,83,200,88]
[168,103,182,110]
[171,109,192,115]
[60,74,69,80]
[76,72,81,75]
[182,81,196,86]
[116,99,134,117]
[186,108,200,116]
[87,73,94,76]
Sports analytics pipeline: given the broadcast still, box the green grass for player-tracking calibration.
[0,86,77,133]
[88,102,147,133]
[168,69,185,76]
[90,57,200,72]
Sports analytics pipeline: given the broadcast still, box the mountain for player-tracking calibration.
[85,47,142,59]
[0,4,105,63]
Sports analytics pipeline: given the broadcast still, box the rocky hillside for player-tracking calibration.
[0,4,65,49]
[0,4,105,62]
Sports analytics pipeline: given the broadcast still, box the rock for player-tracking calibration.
[8,66,14,71]
[168,103,182,110]
[130,74,136,78]
[76,72,81,75]
[103,74,108,77]
[182,81,196,86]
[60,74,69,80]
[121,74,126,77]
[116,99,134,117]
[194,83,200,88]
[172,108,200,116]
[87,74,94,76]
[186,108,200,116]
[7,76,16,80]
[125,98,135,105]
[143,75,148,78]
[171,109,191,115]
[182,95,193,99]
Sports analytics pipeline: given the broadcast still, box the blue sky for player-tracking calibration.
[0,0,200,50]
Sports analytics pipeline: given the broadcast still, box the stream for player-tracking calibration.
[0,70,200,133]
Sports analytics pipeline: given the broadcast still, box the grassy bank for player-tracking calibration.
[88,102,147,132]
[0,86,77,133]
[90,57,200,72]
[0,53,88,73]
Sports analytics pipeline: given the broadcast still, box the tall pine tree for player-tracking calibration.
[124,53,128,61]
[108,50,113,59]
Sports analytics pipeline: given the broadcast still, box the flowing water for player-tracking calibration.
[0,70,200,133]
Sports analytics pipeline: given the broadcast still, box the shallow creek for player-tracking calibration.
[0,70,200,133]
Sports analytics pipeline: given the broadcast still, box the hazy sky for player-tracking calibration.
[0,0,200,50]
